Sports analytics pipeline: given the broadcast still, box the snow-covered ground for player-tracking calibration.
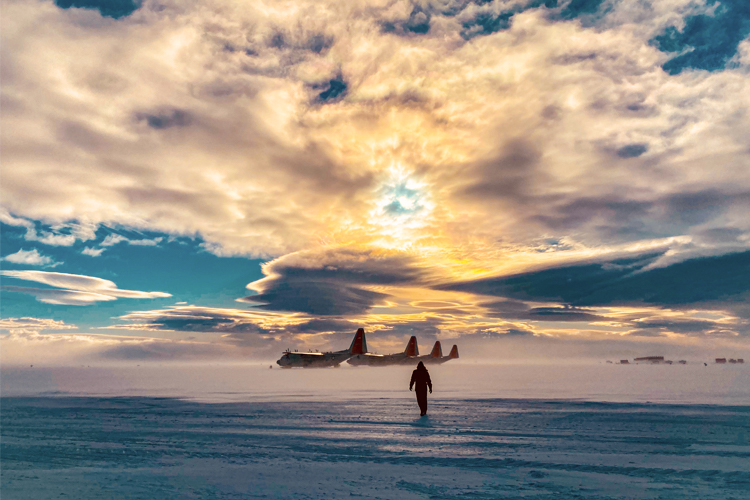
[2,364,749,499]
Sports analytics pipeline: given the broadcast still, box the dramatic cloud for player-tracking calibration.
[3,0,749,259]
[240,247,430,315]
[444,250,750,310]
[1,270,172,305]
[2,0,750,358]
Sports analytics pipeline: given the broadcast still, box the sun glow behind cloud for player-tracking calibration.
[1,0,750,363]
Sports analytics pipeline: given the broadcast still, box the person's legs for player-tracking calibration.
[416,389,427,415]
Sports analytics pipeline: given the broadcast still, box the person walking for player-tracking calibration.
[409,361,432,416]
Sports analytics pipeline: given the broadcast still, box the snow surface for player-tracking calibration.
[2,364,749,499]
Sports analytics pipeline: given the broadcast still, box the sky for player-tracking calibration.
[1,0,750,365]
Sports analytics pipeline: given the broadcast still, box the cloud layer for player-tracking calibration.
[2,0,750,359]
[1,270,172,305]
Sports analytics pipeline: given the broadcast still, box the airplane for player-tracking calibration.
[276,328,366,368]
[347,334,419,366]
[419,341,459,365]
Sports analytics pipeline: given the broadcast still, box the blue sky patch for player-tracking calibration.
[54,0,140,19]
[652,0,750,74]
[0,222,264,330]
[558,0,606,20]
[318,77,347,102]
[460,0,606,40]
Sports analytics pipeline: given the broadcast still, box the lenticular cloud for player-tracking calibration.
[0,270,171,305]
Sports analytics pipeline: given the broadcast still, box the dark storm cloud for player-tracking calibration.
[651,0,750,74]
[452,140,746,247]
[535,197,653,233]
[272,142,375,199]
[242,248,428,315]
[459,139,541,201]
[632,319,728,334]
[443,250,750,309]
[533,189,750,242]
[54,0,140,19]
[119,307,361,339]
[663,190,736,226]
[243,281,388,316]
[485,300,611,322]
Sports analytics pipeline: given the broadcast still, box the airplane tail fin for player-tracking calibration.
[349,328,367,355]
[448,345,459,359]
[405,336,419,357]
[430,341,442,358]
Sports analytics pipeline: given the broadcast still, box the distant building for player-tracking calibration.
[738,359,744,364]
[678,360,687,365]
[716,358,727,364]
[729,359,737,364]
[620,360,629,364]
[634,356,664,363]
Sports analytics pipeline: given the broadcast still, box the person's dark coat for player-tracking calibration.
[410,362,432,415]
[410,362,432,393]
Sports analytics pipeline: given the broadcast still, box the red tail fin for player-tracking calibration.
[430,341,442,358]
[349,328,367,355]
[405,336,418,357]
[449,345,459,359]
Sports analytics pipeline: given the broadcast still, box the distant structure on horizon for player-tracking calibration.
[715,358,744,364]
[634,356,672,364]
[619,360,629,364]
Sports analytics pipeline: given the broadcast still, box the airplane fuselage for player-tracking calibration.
[277,349,352,368]
[347,352,418,366]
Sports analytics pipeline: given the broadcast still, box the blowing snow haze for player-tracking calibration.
[2,0,750,365]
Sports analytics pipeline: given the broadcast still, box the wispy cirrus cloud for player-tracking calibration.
[0,270,171,305]
[100,234,163,247]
